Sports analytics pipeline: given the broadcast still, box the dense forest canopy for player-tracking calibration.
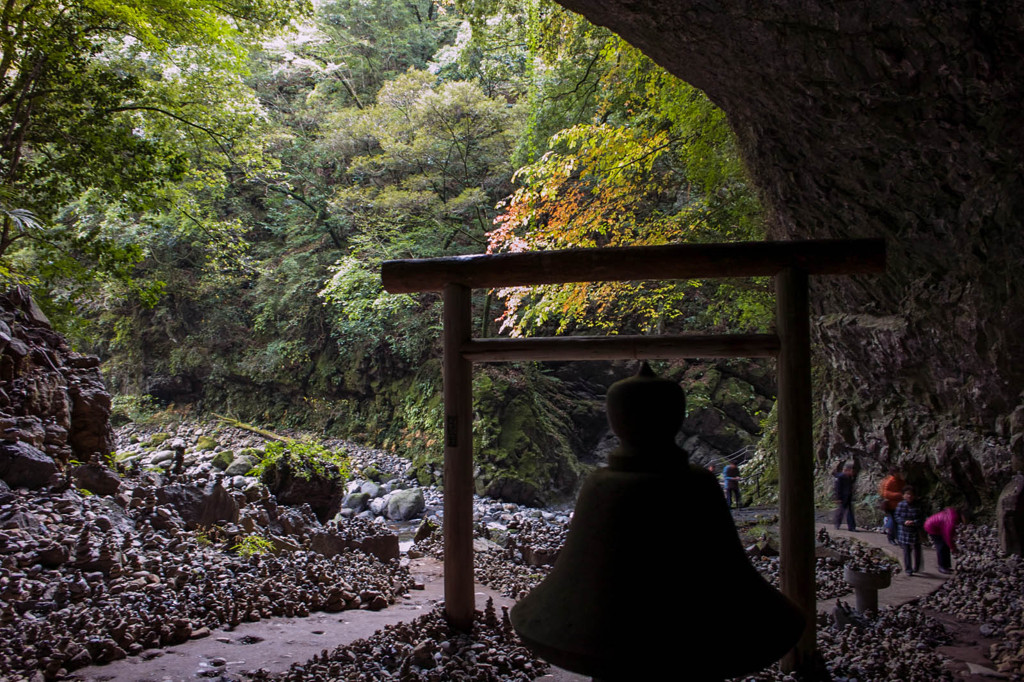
[1,0,771,497]
[0,0,308,303]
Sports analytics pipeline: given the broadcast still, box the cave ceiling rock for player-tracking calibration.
[554,0,1024,498]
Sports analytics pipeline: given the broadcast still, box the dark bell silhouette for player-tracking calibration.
[510,363,805,680]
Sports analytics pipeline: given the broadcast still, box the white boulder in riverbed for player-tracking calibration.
[386,487,425,521]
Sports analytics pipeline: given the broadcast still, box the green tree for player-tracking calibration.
[319,68,523,361]
[86,0,513,415]
[0,0,307,289]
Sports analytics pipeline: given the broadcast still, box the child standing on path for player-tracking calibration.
[924,507,962,574]
[894,485,924,575]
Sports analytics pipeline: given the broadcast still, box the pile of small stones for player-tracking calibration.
[750,528,897,601]
[474,514,568,599]
[0,494,411,680]
[813,606,954,681]
[474,547,551,601]
[921,525,1024,676]
[735,524,1024,682]
[0,427,417,680]
[725,610,954,682]
[421,504,896,603]
[245,599,546,681]
[412,501,570,599]
[734,600,955,681]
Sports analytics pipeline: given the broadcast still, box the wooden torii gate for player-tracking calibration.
[381,238,885,671]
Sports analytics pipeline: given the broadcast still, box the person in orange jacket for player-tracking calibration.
[879,468,905,545]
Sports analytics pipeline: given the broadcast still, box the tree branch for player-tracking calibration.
[104,105,236,158]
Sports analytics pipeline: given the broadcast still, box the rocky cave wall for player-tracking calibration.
[0,287,114,487]
[554,0,1024,507]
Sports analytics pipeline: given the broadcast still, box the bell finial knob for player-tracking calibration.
[605,361,687,469]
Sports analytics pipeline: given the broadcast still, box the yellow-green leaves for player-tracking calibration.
[487,26,768,337]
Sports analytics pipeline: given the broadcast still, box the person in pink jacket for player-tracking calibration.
[924,507,962,574]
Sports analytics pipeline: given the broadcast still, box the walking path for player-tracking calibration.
[816,521,950,613]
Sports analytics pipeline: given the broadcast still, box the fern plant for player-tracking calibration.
[232,534,274,558]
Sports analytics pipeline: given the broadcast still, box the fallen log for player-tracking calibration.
[211,413,294,443]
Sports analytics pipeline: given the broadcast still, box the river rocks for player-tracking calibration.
[210,449,234,470]
[0,440,57,488]
[337,478,432,524]
[386,488,425,521]
[342,491,370,513]
[223,452,257,476]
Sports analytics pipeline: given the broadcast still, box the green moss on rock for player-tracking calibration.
[211,450,234,470]
[147,432,171,447]
[470,366,589,506]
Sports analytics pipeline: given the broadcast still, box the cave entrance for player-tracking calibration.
[381,238,885,671]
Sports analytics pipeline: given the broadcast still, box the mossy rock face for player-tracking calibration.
[675,360,776,464]
[196,436,219,451]
[211,450,235,470]
[471,366,590,506]
[362,465,383,482]
[147,433,171,448]
[476,474,542,508]
[335,362,597,505]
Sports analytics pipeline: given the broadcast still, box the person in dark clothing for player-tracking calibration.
[723,462,741,509]
[833,462,856,531]
[894,485,924,575]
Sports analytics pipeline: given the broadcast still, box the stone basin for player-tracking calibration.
[844,565,892,613]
